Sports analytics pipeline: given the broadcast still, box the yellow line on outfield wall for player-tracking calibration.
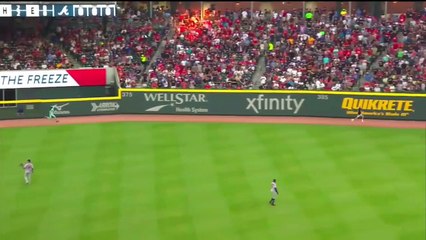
[122,88,426,97]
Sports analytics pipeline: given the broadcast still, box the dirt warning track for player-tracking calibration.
[0,115,424,129]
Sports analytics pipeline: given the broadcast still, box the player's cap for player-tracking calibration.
[27,159,31,162]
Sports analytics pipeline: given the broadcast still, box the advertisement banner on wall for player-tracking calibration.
[90,102,120,112]
[243,94,306,114]
[340,97,416,118]
[1,91,425,121]
[37,101,120,117]
[142,92,210,114]
[0,69,107,89]
[119,91,426,120]
[126,92,312,116]
[51,103,72,115]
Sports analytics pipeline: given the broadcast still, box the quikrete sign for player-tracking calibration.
[342,98,415,117]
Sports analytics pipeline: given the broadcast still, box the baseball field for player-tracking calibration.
[0,115,425,240]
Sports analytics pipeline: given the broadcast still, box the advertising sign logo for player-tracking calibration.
[341,98,415,117]
[52,103,70,115]
[143,93,209,114]
[91,102,120,112]
[0,68,106,89]
[245,94,305,114]
[57,6,70,16]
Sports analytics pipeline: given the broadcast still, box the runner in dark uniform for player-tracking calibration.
[352,107,364,122]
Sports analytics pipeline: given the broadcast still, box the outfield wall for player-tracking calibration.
[1,90,425,121]
[17,86,112,100]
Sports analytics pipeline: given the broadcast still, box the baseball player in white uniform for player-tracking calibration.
[21,159,34,184]
[46,105,59,122]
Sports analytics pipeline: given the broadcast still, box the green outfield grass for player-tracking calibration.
[0,122,424,240]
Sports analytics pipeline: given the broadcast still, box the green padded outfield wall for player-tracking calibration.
[118,92,425,120]
[17,86,110,100]
[2,91,424,121]
[0,101,121,120]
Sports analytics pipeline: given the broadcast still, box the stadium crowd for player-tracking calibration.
[145,7,425,92]
[51,7,171,88]
[144,9,262,89]
[0,22,74,71]
[0,6,424,92]
[360,12,425,92]
[0,6,171,88]
[258,8,425,92]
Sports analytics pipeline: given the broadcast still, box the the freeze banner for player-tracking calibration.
[0,69,107,89]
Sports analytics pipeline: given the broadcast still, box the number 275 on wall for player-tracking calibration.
[122,92,133,98]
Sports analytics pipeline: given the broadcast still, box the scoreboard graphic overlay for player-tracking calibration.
[0,2,117,17]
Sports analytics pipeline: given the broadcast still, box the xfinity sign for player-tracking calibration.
[246,94,305,114]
